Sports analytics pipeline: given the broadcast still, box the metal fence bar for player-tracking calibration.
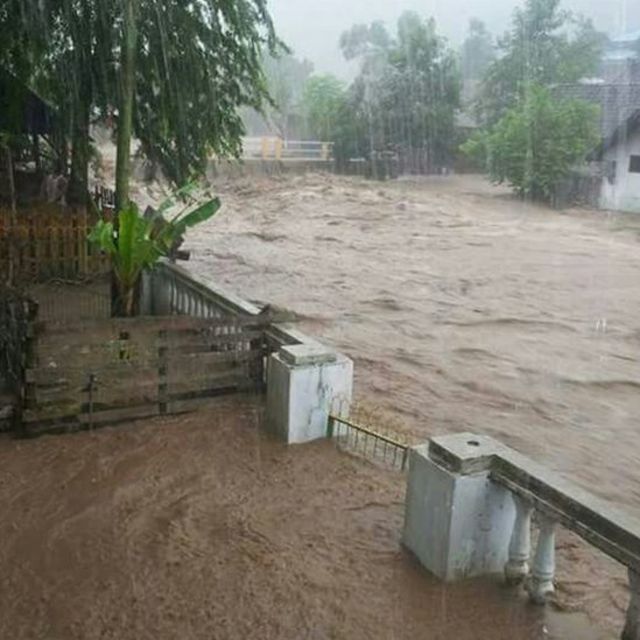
[328,414,409,472]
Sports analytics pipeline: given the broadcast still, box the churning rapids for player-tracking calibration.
[189,172,640,512]
[188,171,640,636]
[2,171,639,639]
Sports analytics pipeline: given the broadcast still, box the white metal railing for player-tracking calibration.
[145,260,316,355]
[242,137,333,162]
[409,433,640,640]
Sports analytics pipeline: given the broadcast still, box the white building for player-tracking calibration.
[553,31,640,213]
[600,111,640,213]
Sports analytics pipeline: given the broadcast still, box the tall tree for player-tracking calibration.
[477,0,605,126]
[339,21,392,63]
[334,12,460,173]
[462,85,599,200]
[133,0,282,187]
[460,19,495,84]
[1,0,282,206]
[301,75,345,141]
[115,0,139,211]
[1,0,117,204]
[259,51,312,138]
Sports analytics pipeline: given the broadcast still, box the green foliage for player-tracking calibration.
[334,11,460,171]
[462,85,599,200]
[89,190,220,316]
[301,75,345,141]
[1,0,283,199]
[339,21,392,62]
[134,0,284,186]
[477,0,606,125]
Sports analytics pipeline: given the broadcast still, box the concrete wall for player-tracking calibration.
[601,128,640,213]
[208,159,334,180]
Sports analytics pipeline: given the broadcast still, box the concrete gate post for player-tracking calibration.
[402,434,516,581]
[266,343,353,444]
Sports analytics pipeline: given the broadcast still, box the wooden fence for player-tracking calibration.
[0,206,111,283]
[22,314,269,435]
[11,259,308,435]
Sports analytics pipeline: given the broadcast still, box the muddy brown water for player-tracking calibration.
[188,174,640,504]
[0,400,607,639]
[185,172,640,636]
[2,172,638,638]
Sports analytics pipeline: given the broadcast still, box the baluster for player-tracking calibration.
[623,569,640,640]
[171,277,177,313]
[505,496,534,585]
[526,514,556,604]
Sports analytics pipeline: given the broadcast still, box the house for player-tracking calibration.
[553,82,640,212]
[0,68,59,206]
[550,30,640,212]
[600,108,640,212]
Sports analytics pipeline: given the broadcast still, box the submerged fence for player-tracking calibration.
[327,414,409,472]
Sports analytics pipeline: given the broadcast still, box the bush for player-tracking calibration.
[462,85,599,201]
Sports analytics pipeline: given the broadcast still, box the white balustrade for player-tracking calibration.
[404,432,640,639]
[505,495,534,585]
[623,569,640,640]
[526,514,556,604]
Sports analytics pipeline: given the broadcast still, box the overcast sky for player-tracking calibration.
[268,0,640,78]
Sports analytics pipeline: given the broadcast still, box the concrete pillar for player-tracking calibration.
[505,495,534,585]
[266,343,353,444]
[526,514,556,604]
[402,440,515,581]
[623,569,640,640]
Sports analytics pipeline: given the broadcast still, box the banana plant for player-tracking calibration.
[89,189,220,316]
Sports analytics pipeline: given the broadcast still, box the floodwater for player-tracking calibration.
[0,399,607,639]
[184,171,640,636]
[2,172,637,638]
[188,173,640,507]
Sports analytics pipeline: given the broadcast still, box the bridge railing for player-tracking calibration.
[404,432,640,640]
[242,137,333,162]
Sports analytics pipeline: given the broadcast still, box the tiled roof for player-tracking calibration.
[553,82,640,142]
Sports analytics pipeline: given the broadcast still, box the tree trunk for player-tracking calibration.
[115,0,139,212]
[67,94,91,206]
[4,144,17,287]
[113,277,140,317]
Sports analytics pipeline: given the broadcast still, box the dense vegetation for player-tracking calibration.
[462,0,605,200]
[462,86,599,199]
[475,0,605,127]
[332,12,460,173]
[0,0,282,207]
